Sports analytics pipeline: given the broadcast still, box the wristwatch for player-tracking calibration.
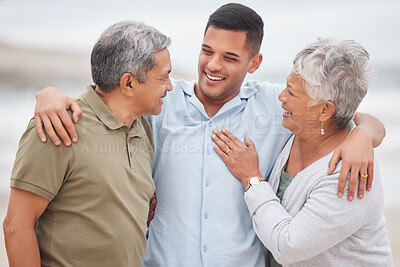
[245,176,263,191]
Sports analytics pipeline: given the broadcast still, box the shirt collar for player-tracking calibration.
[181,80,257,100]
[82,85,125,130]
[237,81,258,99]
[180,80,197,96]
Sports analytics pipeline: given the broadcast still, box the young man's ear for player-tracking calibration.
[248,53,263,74]
[120,73,136,97]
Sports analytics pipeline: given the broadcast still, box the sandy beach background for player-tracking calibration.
[0,0,399,265]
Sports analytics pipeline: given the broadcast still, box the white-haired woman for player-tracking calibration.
[211,38,393,266]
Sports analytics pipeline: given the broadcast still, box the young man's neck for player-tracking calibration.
[194,83,239,118]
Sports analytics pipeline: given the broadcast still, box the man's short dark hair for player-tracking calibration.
[205,3,264,57]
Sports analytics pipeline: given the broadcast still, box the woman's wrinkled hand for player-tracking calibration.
[211,128,262,188]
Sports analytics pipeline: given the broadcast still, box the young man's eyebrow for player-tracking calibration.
[226,52,239,58]
[201,44,239,58]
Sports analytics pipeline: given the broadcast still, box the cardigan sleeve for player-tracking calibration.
[244,176,371,265]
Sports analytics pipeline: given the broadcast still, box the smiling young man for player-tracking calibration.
[195,25,262,117]
[3,21,172,266]
[32,3,385,266]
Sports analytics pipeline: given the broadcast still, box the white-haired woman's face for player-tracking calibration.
[278,71,322,136]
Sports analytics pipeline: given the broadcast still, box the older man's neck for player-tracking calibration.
[95,86,139,127]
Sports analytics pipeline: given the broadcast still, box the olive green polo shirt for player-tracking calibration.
[11,85,155,267]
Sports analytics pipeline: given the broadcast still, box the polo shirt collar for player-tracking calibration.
[82,85,125,130]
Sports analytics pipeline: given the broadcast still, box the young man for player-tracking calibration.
[3,21,172,266]
[32,4,384,266]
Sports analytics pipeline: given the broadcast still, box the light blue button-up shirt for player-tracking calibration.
[143,79,292,267]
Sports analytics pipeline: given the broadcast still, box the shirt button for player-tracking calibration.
[204,213,208,219]
[203,246,208,252]
[205,181,210,187]
[208,121,213,127]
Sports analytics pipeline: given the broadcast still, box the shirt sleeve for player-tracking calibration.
[10,118,73,201]
[244,176,370,265]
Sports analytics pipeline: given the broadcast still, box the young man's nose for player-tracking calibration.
[207,55,223,72]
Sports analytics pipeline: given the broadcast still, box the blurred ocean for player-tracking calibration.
[0,0,399,265]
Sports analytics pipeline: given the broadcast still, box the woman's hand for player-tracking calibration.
[211,129,262,188]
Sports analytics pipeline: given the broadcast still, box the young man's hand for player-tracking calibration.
[35,87,82,146]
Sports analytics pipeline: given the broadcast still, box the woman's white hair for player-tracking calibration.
[293,38,373,128]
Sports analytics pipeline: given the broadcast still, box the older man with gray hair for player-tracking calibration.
[3,20,172,266]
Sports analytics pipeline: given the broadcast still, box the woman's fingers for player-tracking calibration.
[211,132,231,154]
[221,128,244,147]
[213,143,230,163]
[212,129,239,150]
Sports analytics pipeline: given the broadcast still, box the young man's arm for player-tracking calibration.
[35,87,82,146]
[328,112,386,200]
[3,188,49,267]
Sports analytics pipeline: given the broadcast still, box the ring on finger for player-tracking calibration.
[360,173,368,179]
[225,148,231,154]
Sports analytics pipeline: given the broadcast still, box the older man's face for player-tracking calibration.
[134,48,172,115]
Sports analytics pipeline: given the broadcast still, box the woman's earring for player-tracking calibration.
[321,121,325,135]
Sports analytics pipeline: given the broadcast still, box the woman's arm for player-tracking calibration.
[211,128,373,264]
[245,178,370,264]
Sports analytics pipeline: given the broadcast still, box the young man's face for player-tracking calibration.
[196,26,260,104]
[135,48,172,115]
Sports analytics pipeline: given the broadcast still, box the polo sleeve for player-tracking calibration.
[10,118,73,201]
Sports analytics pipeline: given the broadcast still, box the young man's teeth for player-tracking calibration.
[206,73,224,81]
[284,111,293,116]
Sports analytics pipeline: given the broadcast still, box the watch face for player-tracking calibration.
[250,177,260,185]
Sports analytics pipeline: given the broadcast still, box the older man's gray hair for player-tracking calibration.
[293,38,373,128]
[91,21,171,92]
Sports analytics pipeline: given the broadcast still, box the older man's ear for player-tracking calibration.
[120,73,137,97]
